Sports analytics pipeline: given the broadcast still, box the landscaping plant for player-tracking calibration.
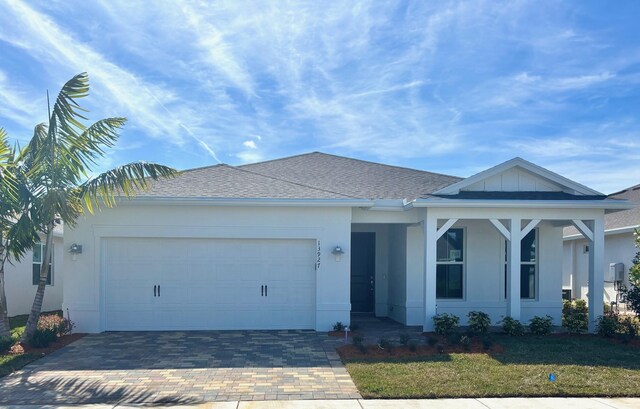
[333,321,345,331]
[562,299,588,333]
[500,316,525,336]
[467,311,491,335]
[433,313,460,336]
[621,229,640,317]
[596,312,621,337]
[399,333,411,346]
[0,336,13,353]
[529,315,553,335]
[352,335,366,353]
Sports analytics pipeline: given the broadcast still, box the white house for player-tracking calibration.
[563,184,639,309]
[5,225,64,316]
[62,153,632,333]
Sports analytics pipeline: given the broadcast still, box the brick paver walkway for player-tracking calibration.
[0,331,360,405]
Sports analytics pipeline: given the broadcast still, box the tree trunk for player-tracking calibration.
[0,262,10,339]
[21,223,55,342]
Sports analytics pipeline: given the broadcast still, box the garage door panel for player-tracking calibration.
[104,237,316,330]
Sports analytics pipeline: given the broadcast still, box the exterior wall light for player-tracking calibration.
[69,243,83,261]
[331,245,345,262]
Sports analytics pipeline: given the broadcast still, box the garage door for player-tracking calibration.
[103,237,316,330]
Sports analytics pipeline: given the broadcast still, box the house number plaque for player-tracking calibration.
[316,240,321,270]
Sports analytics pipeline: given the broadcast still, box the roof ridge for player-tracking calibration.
[608,183,640,198]
[181,163,228,173]
[230,165,362,199]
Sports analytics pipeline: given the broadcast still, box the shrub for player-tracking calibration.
[378,337,393,352]
[38,314,74,337]
[619,316,639,342]
[399,333,411,346]
[433,313,460,336]
[459,335,471,350]
[333,322,345,332]
[348,323,359,332]
[562,299,588,333]
[408,341,418,352]
[0,336,13,353]
[352,335,366,353]
[481,337,493,350]
[446,333,460,345]
[596,312,621,337]
[427,336,438,347]
[501,316,525,336]
[529,315,553,335]
[467,311,491,335]
[30,328,57,348]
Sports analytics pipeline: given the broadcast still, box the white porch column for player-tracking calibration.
[588,217,605,333]
[423,215,438,331]
[507,218,522,320]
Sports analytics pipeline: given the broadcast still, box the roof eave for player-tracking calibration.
[411,199,635,210]
[118,196,376,208]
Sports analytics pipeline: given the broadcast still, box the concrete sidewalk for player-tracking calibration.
[6,397,640,408]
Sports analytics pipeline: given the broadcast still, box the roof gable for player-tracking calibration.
[434,157,603,196]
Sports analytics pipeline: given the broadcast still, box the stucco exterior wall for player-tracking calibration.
[63,204,353,333]
[5,236,64,316]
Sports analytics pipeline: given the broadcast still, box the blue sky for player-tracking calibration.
[0,1,639,194]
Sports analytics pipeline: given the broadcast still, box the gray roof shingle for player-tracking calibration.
[564,183,640,237]
[239,152,462,201]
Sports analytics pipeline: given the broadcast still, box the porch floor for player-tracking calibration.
[349,315,423,344]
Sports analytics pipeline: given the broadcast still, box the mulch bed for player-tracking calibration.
[328,330,360,338]
[337,337,504,359]
[8,333,86,356]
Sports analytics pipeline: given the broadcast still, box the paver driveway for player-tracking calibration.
[0,331,360,405]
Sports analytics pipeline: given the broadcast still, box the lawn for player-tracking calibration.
[343,335,640,398]
[0,314,39,378]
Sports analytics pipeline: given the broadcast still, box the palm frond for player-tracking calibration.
[80,162,178,213]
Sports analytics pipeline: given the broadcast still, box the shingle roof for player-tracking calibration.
[564,183,640,237]
[239,152,462,201]
[137,163,358,199]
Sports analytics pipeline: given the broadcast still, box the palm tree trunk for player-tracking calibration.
[0,262,10,339]
[21,223,54,341]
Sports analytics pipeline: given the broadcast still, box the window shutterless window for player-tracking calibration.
[32,242,53,286]
[504,229,536,299]
[436,228,464,299]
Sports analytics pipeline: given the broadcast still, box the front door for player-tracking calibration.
[350,232,375,313]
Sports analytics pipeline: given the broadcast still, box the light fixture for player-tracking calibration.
[69,243,82,261]
[331,245,345,262]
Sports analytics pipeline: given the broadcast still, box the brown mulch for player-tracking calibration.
[8,333,86,356]
[328,330,360,338]
[337,337,504,359]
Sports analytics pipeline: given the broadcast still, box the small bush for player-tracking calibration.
[38,314,74,337]
[333,321,345,332]
[30,328,57,348]
[529,315,553,335]
[562,299,588,333]
[0,336,14,353]
[467,311,491,335]
[459,335,471,350]
[348,323,359,332]
[501,316,525,336]
[352,335,366,353]
[436,344,445,354]
[596,312,621,337]
[446,333,460,345]
[408,341,418,352]
[427,336,438,347]
[378,337,393,352]
[399,333,411,346]
[433,313,460,336]
[619,316,639,342]
[481,337,493,350]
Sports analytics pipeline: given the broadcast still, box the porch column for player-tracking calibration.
[507,218,522,320]
[572,217,605,333]
[423,215,438,331]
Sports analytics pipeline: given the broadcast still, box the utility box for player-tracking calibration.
[607,262,625,283]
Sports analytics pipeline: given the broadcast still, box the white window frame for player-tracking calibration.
[32,242,54,286]
[502,228,538,301]
[436,227,465,300]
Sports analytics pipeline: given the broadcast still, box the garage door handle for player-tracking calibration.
[158,285,160,297]
[154,285,157,297]
[265,285,268,297]
[261,285,264,296]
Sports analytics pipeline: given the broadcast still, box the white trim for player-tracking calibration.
[572,219,593,242]
[563,224,640,240]
[436,218,458,239]
[490,219,511,241]
[521,219,541,238]
[412,199,632,210]
[432,157,603,196]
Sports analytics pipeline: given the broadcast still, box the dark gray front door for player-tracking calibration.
[350,232,375,313]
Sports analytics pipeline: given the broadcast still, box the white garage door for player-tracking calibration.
[103,237,316,330]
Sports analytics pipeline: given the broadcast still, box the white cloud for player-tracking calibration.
[243,140,257,149]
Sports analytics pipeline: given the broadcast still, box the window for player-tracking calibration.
[32,242,53,286]
[436,228,464,299]
[504,229,537,299]
[583,244,589,254]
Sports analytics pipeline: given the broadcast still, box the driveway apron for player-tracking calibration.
[0,331,360,405]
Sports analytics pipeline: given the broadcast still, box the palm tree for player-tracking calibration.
[0,130,39,339]
[21,73,177,341]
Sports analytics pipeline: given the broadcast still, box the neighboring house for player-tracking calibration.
[62,153,631,333]
[563,184,640,308]
[5,224,64,316]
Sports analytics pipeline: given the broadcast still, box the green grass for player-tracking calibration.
[1,311,62,378]
[343,335,640,398]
